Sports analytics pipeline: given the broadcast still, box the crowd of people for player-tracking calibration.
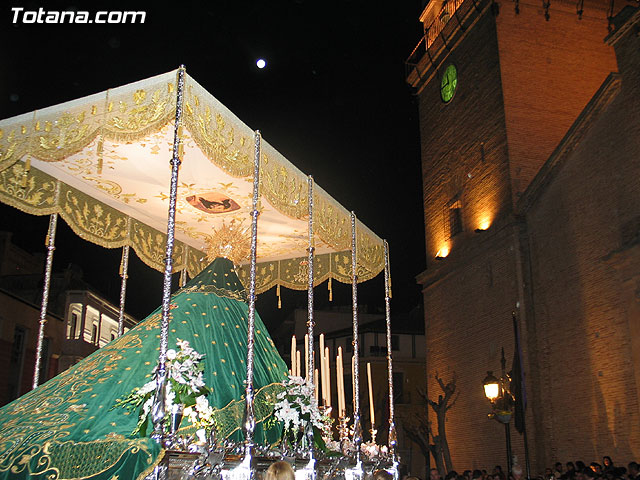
[255,459,640,480]
[426,457,640,480]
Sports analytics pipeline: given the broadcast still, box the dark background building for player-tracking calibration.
[0,232,137,405]
[408,0,640,472]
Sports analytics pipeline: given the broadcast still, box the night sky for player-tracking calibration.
[0,1,426,327]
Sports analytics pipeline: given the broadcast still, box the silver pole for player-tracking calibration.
[351,212,363,455]
[117,245,130,337]
[307,175,315,384]
[384,240,399,478]
[306,176,316,461]
[32,213,58,389]
[152,65,186,441]
[243,130,261,460]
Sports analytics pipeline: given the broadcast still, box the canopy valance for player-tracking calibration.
[0,70,383,292]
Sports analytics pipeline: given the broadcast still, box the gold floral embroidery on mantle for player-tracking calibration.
[0,336,137,479]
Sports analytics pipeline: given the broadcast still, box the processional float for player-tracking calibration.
[0,67,397,480]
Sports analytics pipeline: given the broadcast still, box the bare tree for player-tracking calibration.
[402,372,458,476]
[428,372,458,474]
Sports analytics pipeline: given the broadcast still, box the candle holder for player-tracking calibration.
[338,415,351,453]
[369,428,377,445]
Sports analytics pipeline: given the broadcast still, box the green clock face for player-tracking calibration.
[441,64,458,103]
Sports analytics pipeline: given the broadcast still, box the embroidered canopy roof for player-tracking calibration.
[0,69,383,292]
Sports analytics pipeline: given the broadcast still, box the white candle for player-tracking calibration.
[367,362,375,428]
[351,355,356,406]
[296,350,301,377]
[324,346,331,407]
[291,335,296,377]
[319,334,325,404]
[304,333,309,380]
[337,348,345,416]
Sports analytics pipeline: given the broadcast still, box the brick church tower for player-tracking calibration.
[407,0,640,473]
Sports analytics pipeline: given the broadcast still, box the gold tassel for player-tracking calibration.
[119,251,125,276]
[21,158,31,187]
[45,233,49,247]
[277,284,281,309]
[177,141,184,161]
[97,138,104,175]
[328,277,333,302]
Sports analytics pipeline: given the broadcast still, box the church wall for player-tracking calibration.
[523,11,640,465]
[417,6,533,472]
[418,7,512,266]
[494,0,618,201]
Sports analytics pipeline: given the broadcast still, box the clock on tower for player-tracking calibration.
[440,64,458,103]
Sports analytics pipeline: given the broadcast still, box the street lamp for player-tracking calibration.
[482,348,514,476]
[482,371,499,401]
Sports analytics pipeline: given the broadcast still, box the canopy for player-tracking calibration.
[0,257,288,480]
[0,69,383,292]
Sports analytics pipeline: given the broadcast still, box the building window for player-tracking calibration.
[391,335,400,351]
[369,345,386,356]
[8,326,27,401]
[91,324,98,344]
[393,372,405,404]
[445,196,463,239]
[10,326,26,365]
[68,313,78,339]
[111,332,116,341]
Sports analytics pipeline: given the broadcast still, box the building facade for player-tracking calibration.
[408,0,640,473]
[0,232,137,405]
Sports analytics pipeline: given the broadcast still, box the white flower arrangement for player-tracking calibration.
[273,375,333,451]
[113,339,214,437]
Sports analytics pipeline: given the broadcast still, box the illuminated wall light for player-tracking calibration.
[436,245,450,259]
[475,216,492,232]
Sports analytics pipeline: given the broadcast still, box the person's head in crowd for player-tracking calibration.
[576,462,586,472]
[445,470,458,480]
[589,463,602,475]
[265,461,295,480]
[545,468,553,479]
[555,464,563,474]
[431,469,442,480]
[373,470,393,480]
[472,470,482,480]
[602,457,613,470]
[566,463,576,473]
[512,464,523,480]
[629,462,639,478]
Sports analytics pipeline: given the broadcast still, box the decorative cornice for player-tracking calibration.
[406,0,493,93]
[605,6,640,46]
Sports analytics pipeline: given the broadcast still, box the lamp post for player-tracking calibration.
[482,348,514,477]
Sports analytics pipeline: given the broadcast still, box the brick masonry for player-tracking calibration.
[414,0,640,473]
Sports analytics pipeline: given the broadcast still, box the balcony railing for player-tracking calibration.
[406,0,468,72]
